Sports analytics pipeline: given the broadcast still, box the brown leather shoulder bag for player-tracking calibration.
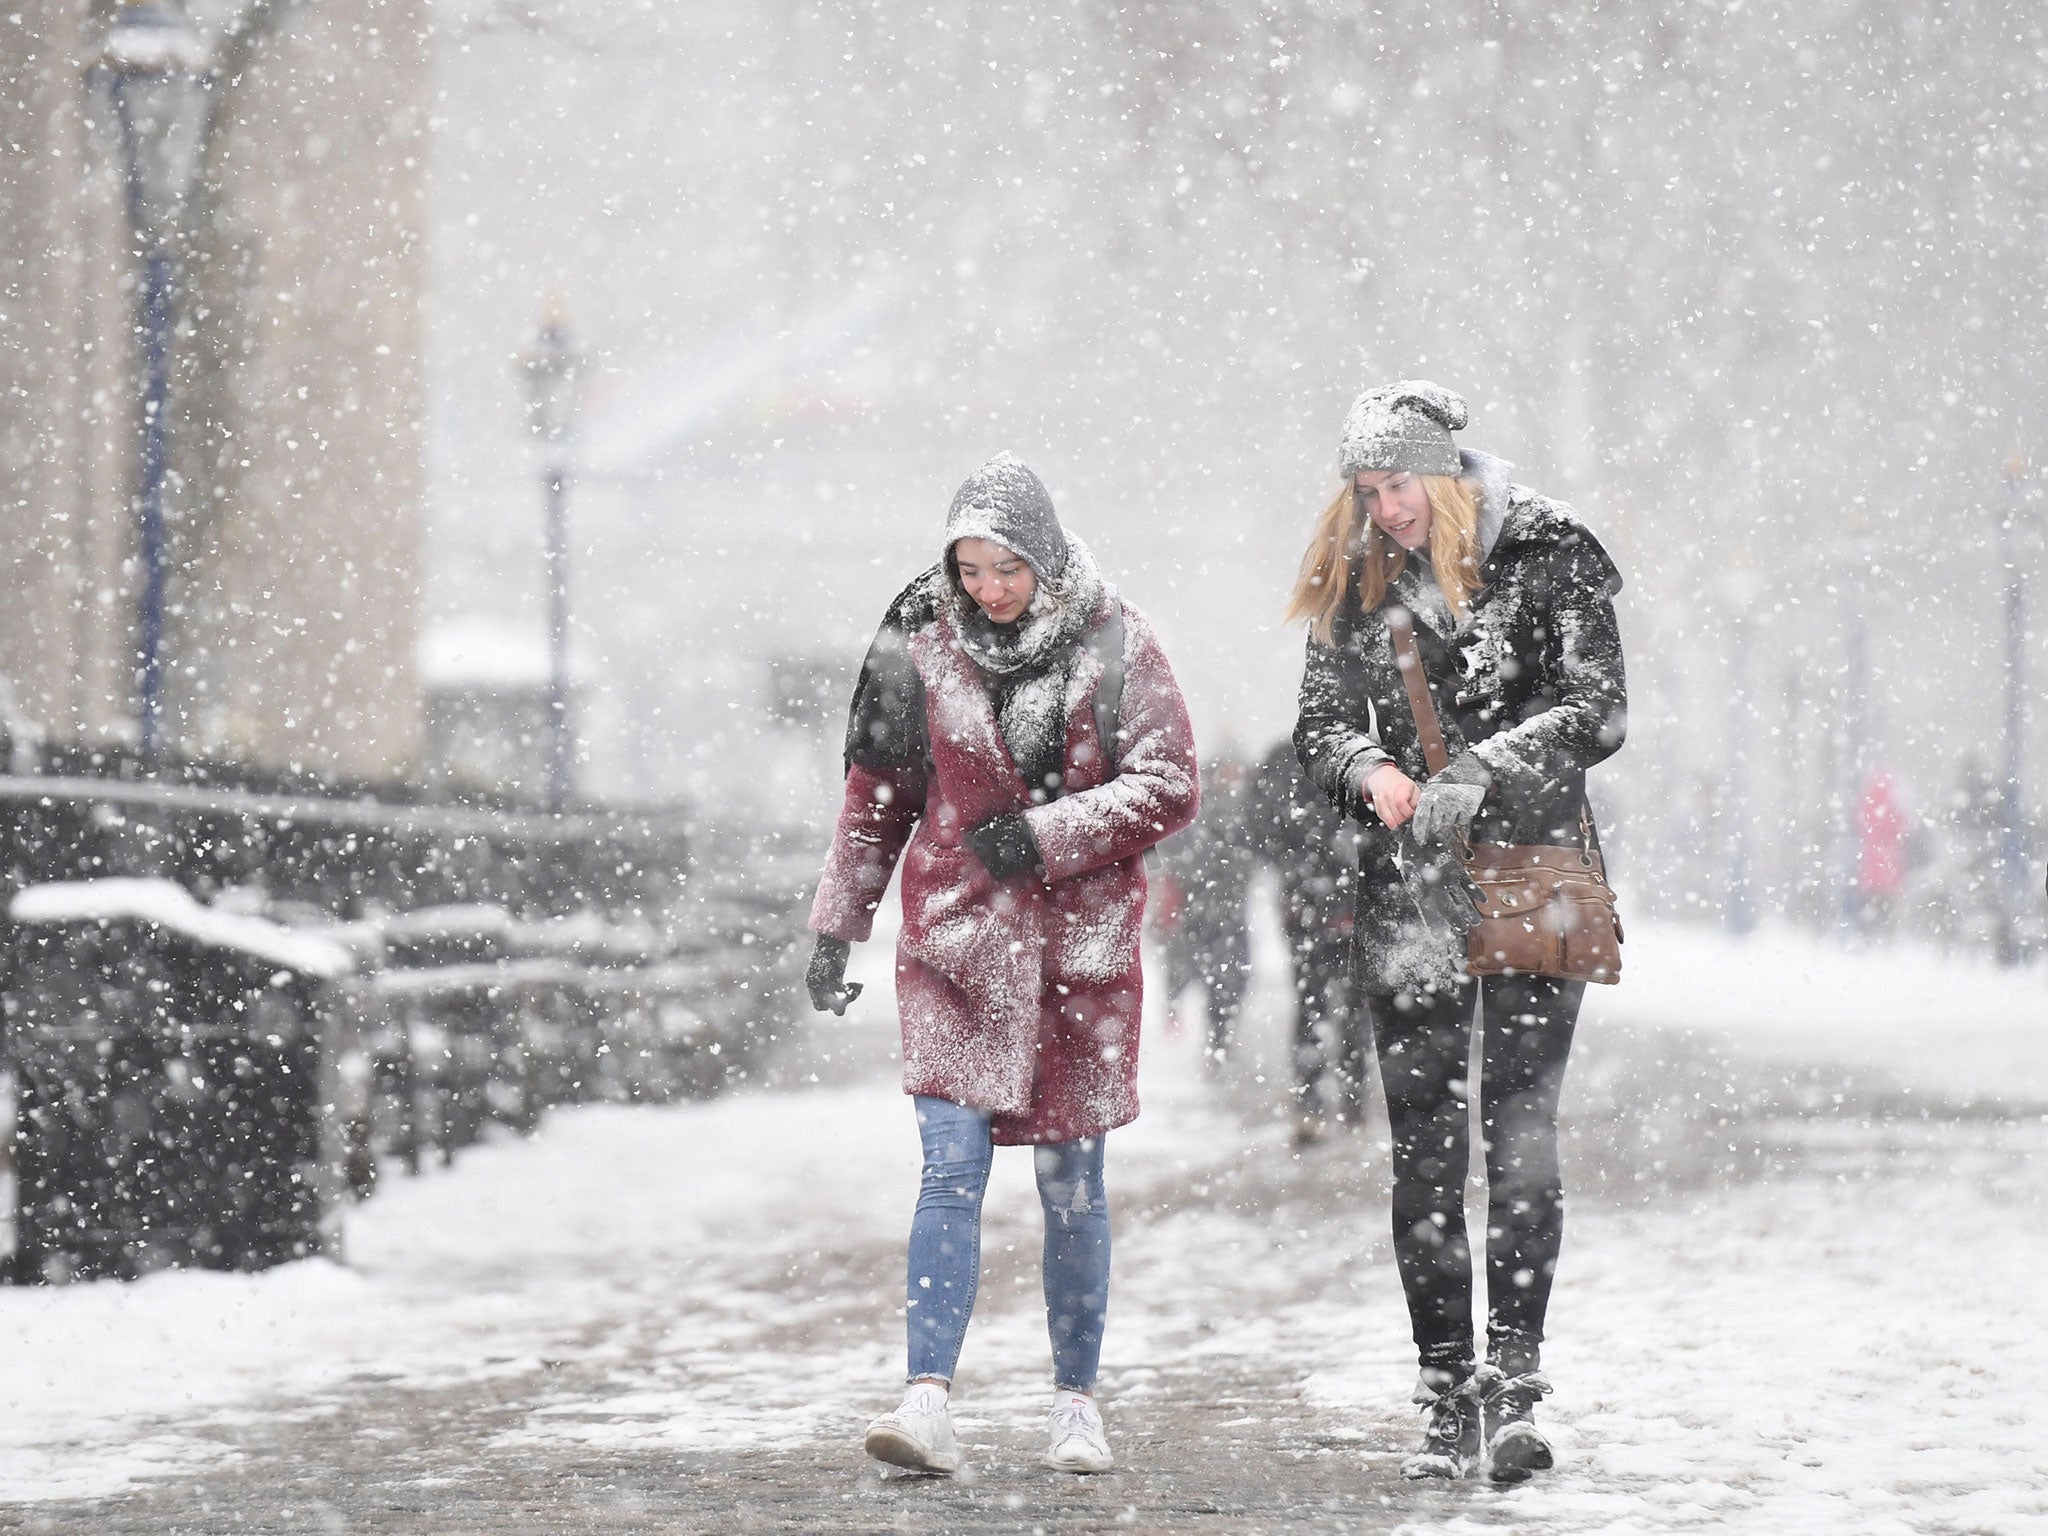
[1387,607,1622,985]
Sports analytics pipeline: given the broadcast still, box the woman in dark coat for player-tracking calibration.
[808,453,1198,1477]
[1288,382,1626,1484]
[1247,735,1369,1142]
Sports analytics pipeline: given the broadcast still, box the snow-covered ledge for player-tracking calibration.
[10,879,355,980]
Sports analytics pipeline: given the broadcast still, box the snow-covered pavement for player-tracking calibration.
[2,918,2044,1534]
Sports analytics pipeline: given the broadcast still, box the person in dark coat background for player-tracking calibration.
[1154,754,1257,1065]
[1247,736,1369,1144]
[807,453,1198,1478]
[1289,382,1627,1485]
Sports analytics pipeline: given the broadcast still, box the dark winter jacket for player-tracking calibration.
[811,564,1199,1145]
[1156,758,1257,950]
[1293,470,1627,995]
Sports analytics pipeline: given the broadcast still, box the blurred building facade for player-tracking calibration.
[0,0,428,780]
[415,2,2047,912]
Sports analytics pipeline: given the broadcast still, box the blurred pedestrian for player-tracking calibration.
[806,453,1198,1477]
[1948,753,2021,960]
[1854,766,1910,934]
[1247,736,1369,1144]
[1154,754,1256,1065]
[1289,382,1628,1484]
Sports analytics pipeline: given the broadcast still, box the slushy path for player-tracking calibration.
[3,919,2045,1535]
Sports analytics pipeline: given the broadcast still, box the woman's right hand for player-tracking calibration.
[1364,763,1420,830]
[806,934,864,1016]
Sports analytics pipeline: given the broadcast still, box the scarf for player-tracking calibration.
[951,536,1108,801]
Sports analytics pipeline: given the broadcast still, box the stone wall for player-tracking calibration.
[0,0,427,780]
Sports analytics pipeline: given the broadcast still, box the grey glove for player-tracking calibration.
[806,934,863,1016]
[1403,836,1482,938]
[1410,752,1492,848]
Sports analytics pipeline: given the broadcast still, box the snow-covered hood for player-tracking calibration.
[1460,447,1513,560]
[1475,463,1625,597]
[942,451,1068,584]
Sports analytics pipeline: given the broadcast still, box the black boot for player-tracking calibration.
[1400,1368,1482,1480]
[1477,1365,1554,1483]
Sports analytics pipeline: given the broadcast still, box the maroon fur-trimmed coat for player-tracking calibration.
[809,580,1198,1144]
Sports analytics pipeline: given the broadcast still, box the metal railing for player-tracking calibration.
[0,758,810,1282]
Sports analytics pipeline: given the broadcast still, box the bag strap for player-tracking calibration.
[1386,606,1451,776]
[1392,605,1607,870]
[1086,600,1129,781]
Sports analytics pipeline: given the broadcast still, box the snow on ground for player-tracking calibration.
[0,916,2044,1533]
[0,1080,923,1503]
[1295,1176,2048,1535]
[1585,919,2048,1102]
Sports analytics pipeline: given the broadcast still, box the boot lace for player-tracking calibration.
[1413,1372,1483,1453]
[1478,1366,1553,1424]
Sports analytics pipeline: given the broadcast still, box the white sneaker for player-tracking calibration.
[1045,1391,1114,1473]
[863,1382,960,1475]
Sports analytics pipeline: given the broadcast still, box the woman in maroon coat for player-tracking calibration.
[807,453,1198,1477]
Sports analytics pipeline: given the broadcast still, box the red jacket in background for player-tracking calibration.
[1857,768,1908,901]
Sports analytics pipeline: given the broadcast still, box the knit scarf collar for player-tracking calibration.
[947,536,1109,800]
[950,534,1106,679]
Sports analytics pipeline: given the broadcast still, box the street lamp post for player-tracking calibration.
[96,0,212,764]
[522,305,585,814]
[1843,552,1875,937]
[2000,457,2036,956]
[1723,568,1767,936]
[1834,532,1873,932]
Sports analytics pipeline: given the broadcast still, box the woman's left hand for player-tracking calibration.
[963,814,1042,880]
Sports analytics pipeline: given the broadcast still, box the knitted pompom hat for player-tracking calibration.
[1336,381,1469,477]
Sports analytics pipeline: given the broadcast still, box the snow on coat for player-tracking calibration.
[811,577,1198,1145]
[1294,474,1628,996]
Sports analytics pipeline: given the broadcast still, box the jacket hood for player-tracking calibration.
[1460,448,1513,559]
[942,452,1068,584]
[1485,478,1624,597]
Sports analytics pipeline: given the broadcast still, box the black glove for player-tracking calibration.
[1411,752,1493,848]
[806,934,863,1015]
[963,813,1041,880]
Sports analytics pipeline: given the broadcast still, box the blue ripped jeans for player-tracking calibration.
[905,1095,1111,1393]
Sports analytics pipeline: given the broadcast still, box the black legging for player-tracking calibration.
[1368,974,1584,1378]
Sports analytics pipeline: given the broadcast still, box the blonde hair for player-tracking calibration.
[1283,474,1486,645]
